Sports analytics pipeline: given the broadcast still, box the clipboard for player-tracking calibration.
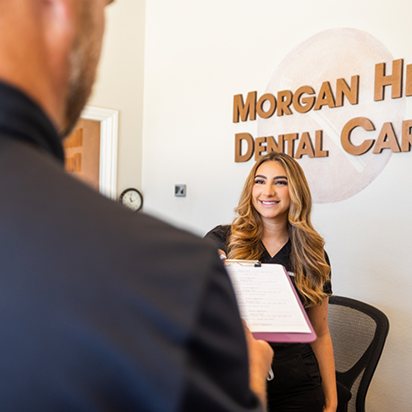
[224,261,316,343]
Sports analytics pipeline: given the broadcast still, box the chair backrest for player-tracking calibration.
[328,296,389,412]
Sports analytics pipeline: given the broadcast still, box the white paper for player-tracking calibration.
[225,263,311,333]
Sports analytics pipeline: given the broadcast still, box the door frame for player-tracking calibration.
[80,106,119,200]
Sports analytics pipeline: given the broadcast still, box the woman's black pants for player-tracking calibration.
[267,343,325,412]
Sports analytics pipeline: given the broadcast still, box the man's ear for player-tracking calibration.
[40,0,75,62]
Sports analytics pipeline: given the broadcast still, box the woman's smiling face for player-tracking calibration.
[252,160,290,222]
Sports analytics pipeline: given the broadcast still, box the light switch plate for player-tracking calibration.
[175,184,186,197]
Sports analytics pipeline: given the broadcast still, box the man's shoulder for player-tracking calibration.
[0,136,219,287]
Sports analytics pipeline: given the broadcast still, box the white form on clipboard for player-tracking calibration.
[224,261,316,343]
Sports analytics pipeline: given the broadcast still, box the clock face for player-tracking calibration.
[119,189,143,212]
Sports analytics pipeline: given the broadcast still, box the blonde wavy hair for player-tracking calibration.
[227,152,330,306]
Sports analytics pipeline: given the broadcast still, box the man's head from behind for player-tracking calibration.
[0,0,114,137]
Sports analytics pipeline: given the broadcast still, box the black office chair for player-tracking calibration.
[328,295,389,412]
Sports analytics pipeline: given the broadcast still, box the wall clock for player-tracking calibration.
[119,188,143,212]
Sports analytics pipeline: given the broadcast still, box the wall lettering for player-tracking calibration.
[233,59,412,162]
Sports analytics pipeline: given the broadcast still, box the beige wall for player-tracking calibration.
[89,0,146,197]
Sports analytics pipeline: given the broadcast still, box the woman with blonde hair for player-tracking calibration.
[205,152,337,412]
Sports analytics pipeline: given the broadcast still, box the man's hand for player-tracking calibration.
[243,321,273,410]
[218,249,227,261]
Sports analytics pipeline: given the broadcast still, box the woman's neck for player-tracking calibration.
[261,218,289,258]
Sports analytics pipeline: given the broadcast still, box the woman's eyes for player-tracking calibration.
[254,179,288,186]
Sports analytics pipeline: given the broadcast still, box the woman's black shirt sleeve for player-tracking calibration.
[204,225,231,254]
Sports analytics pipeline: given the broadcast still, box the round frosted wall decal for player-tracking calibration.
[257,28,404,203]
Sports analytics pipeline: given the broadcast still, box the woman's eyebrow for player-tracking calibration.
[255,174,288,180]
